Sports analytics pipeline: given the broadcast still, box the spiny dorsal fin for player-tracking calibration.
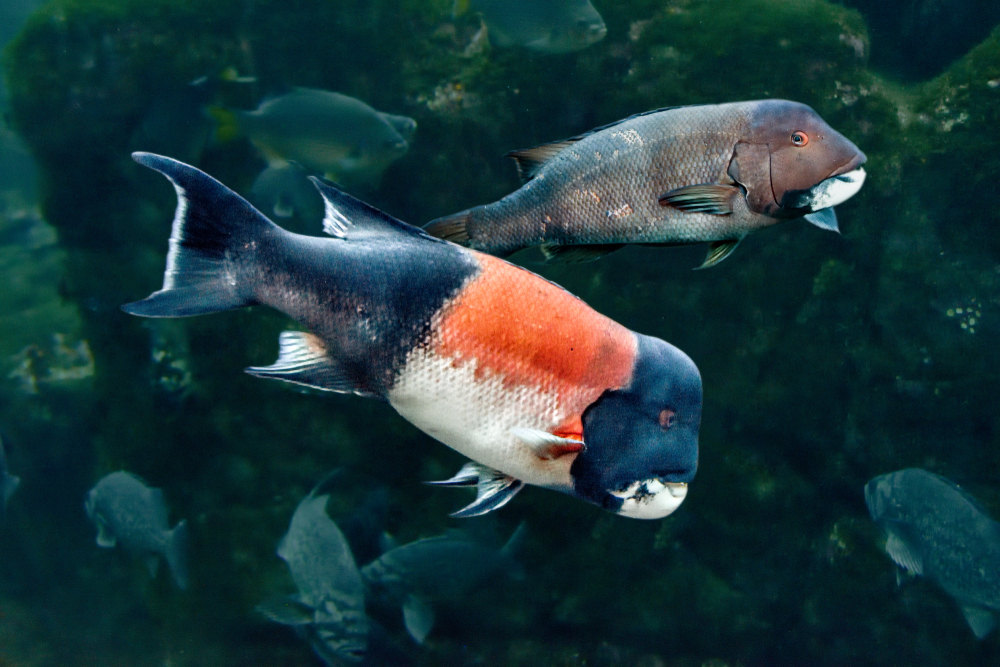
[506,139,580,182]
[245,330,375,397]
[309,177,441,243]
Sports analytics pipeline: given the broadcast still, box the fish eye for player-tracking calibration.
[791,131,809,147]
[658,408,676,430]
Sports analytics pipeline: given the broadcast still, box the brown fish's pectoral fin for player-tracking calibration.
[658,184,739,215]
[245,330,376,397]
[426,461,525,517]
[511,427,585,460]
[540,243,625,263]
[506,139,580,182]
[696,239,742,269]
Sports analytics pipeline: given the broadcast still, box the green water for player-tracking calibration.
[1,0,999,664]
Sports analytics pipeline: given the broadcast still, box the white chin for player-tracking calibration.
[809,167,866,210]
[611,480,688,519]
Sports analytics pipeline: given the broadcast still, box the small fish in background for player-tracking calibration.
[456,0,607,54]
[211,87,417,196]
[865,468,1000,638]
[257,473,369,664]
[249,162,325,222]
[361,524,525,643]
[123,154,702,520]
[84,471,189,590]
[0,432,20,516]
[426,99,866,268]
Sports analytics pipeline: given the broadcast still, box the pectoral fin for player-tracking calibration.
[961,604,997,639]
[246,331,375,397]
[658,184,738,215]
[402,595,435,644]
[511,427,584,460]
[885,532,923,575]
[426,462,524,518]
[95,518,117,548]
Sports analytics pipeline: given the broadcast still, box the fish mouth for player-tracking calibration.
[782,166,866,212]
[610,479,688,519]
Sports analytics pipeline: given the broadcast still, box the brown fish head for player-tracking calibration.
[729,100,867,218]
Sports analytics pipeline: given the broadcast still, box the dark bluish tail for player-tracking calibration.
[123,152,276,318]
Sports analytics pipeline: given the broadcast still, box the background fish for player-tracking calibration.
[122,153,702,520]
[458,0,607,54]
[865,468,1000,638]
[84,470,189,589]
[0,432,20,516]
[257,473,369,663]
[425,99,866,267]
[361,525,525,643]
[213,87,416,193]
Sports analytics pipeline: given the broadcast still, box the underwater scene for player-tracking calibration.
[2,0,1000,664]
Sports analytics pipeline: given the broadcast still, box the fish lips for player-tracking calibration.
[778,164,867,215]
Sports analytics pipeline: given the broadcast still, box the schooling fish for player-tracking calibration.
[257,473,369,663]
[123,153,702,520]
[865,468,1000,638]
[212,87,416,193]
[84,470,189,589]
[361,524,524,643]
[458,0,607,54]
[425,99,867,268]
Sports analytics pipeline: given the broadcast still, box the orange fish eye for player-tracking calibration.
[791,131,809,147]
[658,408,676,430]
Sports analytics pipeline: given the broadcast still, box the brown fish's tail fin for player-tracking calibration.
[424,210,472,245]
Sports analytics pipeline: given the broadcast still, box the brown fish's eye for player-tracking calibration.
[658,408,676,430]
[791,131,809,147]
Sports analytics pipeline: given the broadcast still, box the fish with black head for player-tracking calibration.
[123,154,702,519]
[425,99,866,267]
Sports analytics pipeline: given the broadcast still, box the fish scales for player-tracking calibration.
[427,99,867,266]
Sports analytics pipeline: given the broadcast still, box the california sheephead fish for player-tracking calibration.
[257,474,369,663]
[123,153,702,520]
[425,99,867,268]
[458,0,607,54]
[865,468,1000,638]
[84,470,189,589]
[213,87,416,191]
[361,525,525,643]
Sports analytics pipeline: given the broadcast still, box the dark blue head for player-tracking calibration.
[573,333,701,519]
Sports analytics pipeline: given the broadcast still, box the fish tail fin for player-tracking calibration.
[165,519,190,590]
[123,152,273,318]
[206,105,241,143]
[424,210,472,245]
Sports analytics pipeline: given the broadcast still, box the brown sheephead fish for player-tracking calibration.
[425,99,866,267]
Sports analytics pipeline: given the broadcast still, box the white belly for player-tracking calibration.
[387,346,575,490]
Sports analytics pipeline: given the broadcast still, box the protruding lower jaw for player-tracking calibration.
[808,167,867,210]
[611,480,688,519]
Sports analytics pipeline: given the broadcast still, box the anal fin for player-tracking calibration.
[426,462,524,517]
[246,331,374,397]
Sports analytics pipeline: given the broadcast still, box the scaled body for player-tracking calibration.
[426,99,866,267]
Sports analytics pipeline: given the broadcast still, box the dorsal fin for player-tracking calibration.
[308,177,442,243]
[506,139,580,182]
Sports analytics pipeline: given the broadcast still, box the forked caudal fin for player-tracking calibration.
[122,152,278,318]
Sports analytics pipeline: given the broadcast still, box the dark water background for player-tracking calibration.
[1,0,999,664]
